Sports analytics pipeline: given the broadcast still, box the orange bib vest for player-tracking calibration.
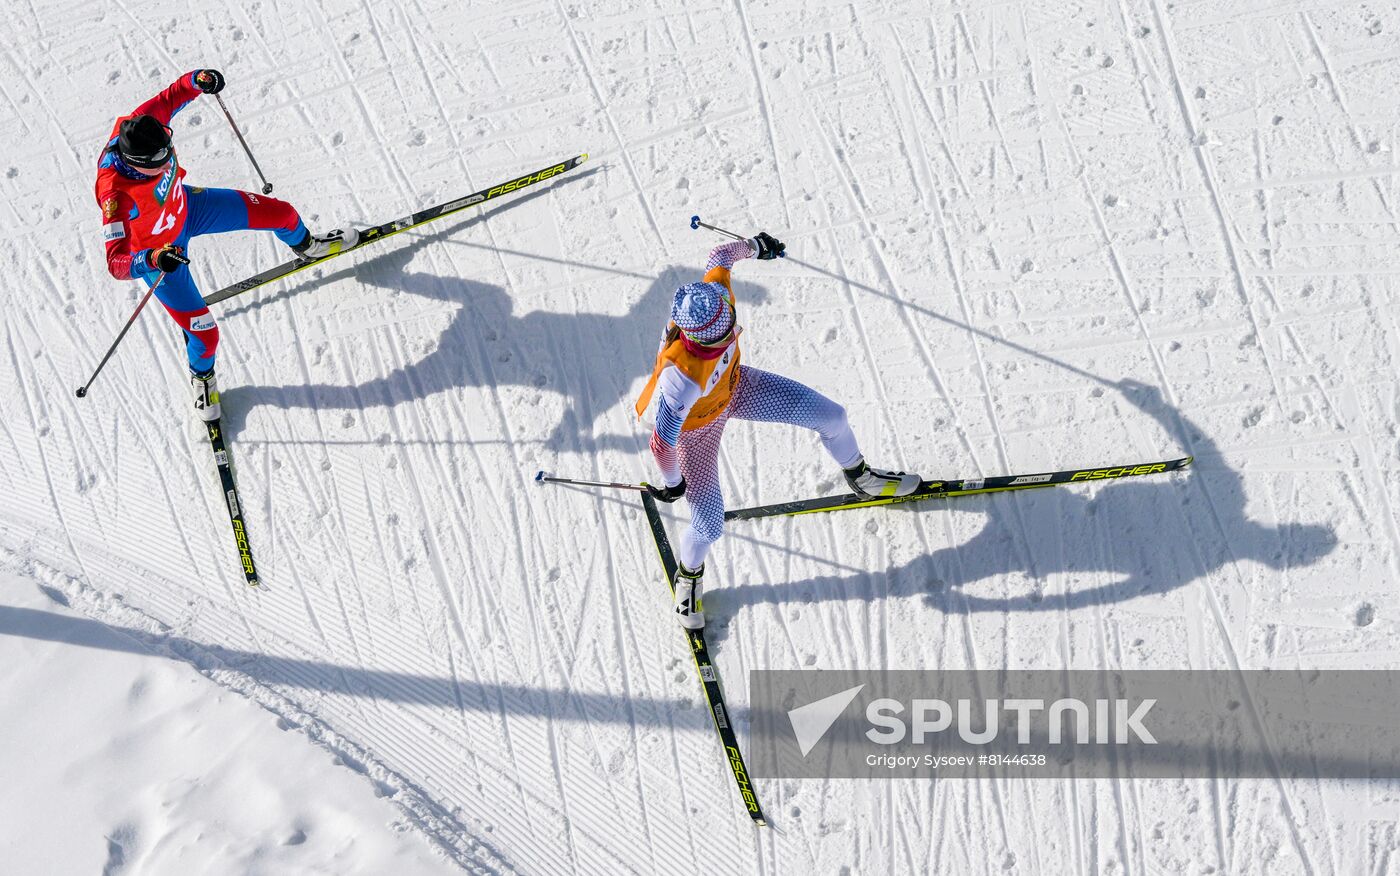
[634,266,742,431]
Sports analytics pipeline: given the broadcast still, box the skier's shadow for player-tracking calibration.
[219,193,769,453]
[704,380,1338,647]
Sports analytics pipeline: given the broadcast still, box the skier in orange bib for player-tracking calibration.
[636,232,922,629]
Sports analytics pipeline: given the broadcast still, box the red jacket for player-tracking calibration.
[94,72,202,279]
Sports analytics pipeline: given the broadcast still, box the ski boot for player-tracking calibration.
[843,457,920,497]
[292,227,360,260]
[674,563,705,630]
[191,368,221,422]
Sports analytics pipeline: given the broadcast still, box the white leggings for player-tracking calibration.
[676,365,860,569]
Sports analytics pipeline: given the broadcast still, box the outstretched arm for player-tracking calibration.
[706,239,757,272]
[1117,377,1239,507]
[130,71,204,125]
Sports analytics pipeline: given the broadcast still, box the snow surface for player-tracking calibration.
[3,0,1399,873]
[0,571,458,875]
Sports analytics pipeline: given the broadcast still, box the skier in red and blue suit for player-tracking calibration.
[95,69,357,421]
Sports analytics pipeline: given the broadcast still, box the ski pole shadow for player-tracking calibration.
[703,379,1339,648]
[220,242,771,452]
[220,225,771,454]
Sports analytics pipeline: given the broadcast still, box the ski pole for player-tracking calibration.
[214,93,273,195]
[690,214,785,257]
[535,471,647,492]
[75,272,167,399]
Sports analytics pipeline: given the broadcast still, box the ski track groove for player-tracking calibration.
[805,76,1021,861]
[1027,9,1188,861]
[734,0,792,230]
[5,41,84,175]
[872,16,1029,860]
[283,16,520,824]
[417,169,605,867]
[1147,6,1322,871]
[952,10,1020,180]
[574,498,662,873]
[1146,0,1289,418]
[563,310,665,869]
[306,338,395,717]
[1298,10,1400,233]
[395,66,630,845]
[800,90,982,472]
[18,304,256,651]
[552,0,670,256]
[408,175,575,856]
[803,72,1019,866]
[880,20,1059,713]
[27,261,123,547]
[6,322,99,587]
[266,310,383,724]
[356,257,552,860]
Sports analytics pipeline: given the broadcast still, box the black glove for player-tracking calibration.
[194,69,225,95]
[752,231,785,260]
[646,479,686,503]
[148,244,189,273]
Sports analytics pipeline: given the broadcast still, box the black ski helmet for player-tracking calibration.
[117,115,172,168]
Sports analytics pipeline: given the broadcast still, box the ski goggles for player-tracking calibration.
[121,125,175,168]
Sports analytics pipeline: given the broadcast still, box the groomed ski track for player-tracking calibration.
[1,1,1393,873]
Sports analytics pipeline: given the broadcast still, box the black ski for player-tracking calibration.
[203,153,589,306]
[206,419,259,586]
[726,456,1193,522]
[641,493,766,826]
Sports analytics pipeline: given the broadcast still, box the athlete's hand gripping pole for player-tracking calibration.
[75,271,169,399]
[213,93,273,195]
[689,214,786,258]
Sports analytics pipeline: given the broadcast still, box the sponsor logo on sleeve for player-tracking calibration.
[102,222,126,241]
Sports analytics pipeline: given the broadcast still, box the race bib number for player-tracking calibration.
[151,182,186,235]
